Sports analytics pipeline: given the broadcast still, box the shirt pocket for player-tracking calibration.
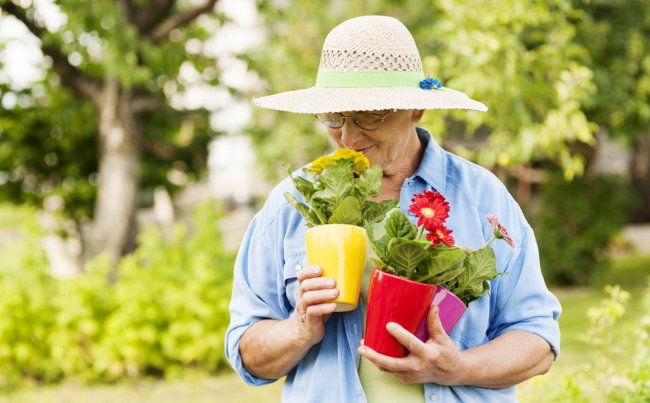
[283,249,306,311]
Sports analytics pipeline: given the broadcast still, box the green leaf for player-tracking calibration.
[292,175,316,200]
[368,226,391,261]
[328,196,362,225]
[362,199,399,227]
[284,192,320,227]
[388,241,428,277]
[355,165,382,199]
[319,159,354,204]
[287,166,317,202]
[385,210,417,240]
[451,248,498,305]
[370,259,399,276]
[416,248,467,283]
[311,188,336,204]
[430,266,465,285]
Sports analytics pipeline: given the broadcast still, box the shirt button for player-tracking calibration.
[429,394,438,401]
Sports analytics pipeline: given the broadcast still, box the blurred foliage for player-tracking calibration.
[248,0,603,180]
[572,0,650,145]
[0,203,234,390]
[0,2,221,219]
[546,284,650,401]
[249,0,650,186]
[0,86,97,220]
[536,172,638,286]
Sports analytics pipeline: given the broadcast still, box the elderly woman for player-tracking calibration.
[225,15,561,403]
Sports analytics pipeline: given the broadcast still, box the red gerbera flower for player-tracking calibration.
[487,214,516,249]
[426,224,455,248]
[408,191,450,230]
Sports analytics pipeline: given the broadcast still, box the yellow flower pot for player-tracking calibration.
[305,224,368,312]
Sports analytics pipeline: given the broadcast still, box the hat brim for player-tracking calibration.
[253,86,487,114]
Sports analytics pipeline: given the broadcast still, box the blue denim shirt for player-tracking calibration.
[225,128,561,402]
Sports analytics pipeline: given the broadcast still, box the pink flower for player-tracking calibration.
[487,214,516,249]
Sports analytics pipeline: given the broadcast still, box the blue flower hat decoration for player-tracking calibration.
[419,77,443,90]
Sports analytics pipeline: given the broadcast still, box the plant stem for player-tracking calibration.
[313,207,328,225]
[416,224,425,240]
[482,234,497,249]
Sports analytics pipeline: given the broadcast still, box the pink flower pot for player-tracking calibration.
[364,268,437,358]
[414,286,467,342]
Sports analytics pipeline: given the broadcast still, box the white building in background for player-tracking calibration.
[208,135,270,205]
[207,135,272,251]
[591,131,631,176]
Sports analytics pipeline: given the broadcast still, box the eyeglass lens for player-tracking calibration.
[316,110,390,130]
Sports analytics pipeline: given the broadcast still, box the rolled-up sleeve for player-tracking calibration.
[487,224,562,359]
[224,214,289,385]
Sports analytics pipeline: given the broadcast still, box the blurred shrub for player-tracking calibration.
[536,173,637,286]
[547,283,650,401]
[0,203,234,390]
[608,281,650,402]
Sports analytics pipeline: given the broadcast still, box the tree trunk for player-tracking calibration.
[631,134,650,223]
[88,78,140,262]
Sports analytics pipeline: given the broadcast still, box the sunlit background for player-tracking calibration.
[0,0,649,401]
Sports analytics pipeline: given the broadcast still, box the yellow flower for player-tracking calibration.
[308,155,334,174]
[308,148,370,175]
[332,148,369,174]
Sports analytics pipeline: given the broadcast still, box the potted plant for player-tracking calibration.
[364,190,515,357]
[285,149,398,312]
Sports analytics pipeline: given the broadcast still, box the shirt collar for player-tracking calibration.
[412,127,447,194]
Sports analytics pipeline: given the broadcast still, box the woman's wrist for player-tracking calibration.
[453,349,479,386]
[289,312,321,348]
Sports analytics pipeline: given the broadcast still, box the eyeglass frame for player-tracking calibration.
[314,109,396,131]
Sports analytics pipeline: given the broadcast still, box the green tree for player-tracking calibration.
[0,0,221,263]
[571,0,650,220]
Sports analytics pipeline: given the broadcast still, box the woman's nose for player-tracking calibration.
[339,120,364,148]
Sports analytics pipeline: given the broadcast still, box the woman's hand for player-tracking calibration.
[358,305,468,385]
[294,265,339,346]
[238,265,339,379]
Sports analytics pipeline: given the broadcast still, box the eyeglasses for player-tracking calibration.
[315,109,395,131]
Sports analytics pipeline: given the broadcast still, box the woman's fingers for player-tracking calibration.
[296,265,324,282]
[296,265,338,314]
[385,322,429,357]
[295,265,339,325]
[306,302,338,317]
[358,345,407,373]
[301,288,339,307]
[300,276,337,292]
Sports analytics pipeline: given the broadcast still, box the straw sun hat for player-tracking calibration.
[253,15,487,114]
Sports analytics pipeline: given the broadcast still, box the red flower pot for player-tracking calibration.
[364,268,437,358]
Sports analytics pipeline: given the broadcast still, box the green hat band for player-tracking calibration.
[315,71,425,88]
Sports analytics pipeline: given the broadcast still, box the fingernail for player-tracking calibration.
[312,266,322,274]
[386,322,396,331]
[327,278,335,287]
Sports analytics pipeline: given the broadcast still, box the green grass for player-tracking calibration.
[517,255,650,402]
[0,373,284,403]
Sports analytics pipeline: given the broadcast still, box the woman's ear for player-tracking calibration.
[412,109,425,123]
